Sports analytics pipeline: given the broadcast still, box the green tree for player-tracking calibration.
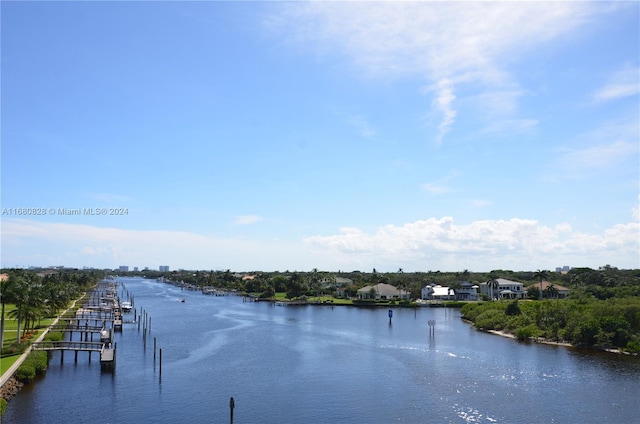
[533,270,549,301]
[545,283,559,300]
[488,278,499,301]
[505,300,522,316]
[1,272,21,348]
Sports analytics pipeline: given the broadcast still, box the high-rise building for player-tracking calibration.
[159,265,169,272]
[119,266,129,272]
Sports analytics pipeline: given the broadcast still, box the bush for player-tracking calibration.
[45,331,64,342]
[516,324,538,341]
[15,363,36,382]
[1,343,28,358]
[15,351,48,382]
[505,300,521,316]
[475,309,507,331]
[625,339,640,353]
[1,398,6,416]
[25,351,48,375]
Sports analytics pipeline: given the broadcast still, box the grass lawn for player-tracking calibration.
[0,354,21,375]
[306,295,354,305]
[270,293,354,305]
[2,305,57,358]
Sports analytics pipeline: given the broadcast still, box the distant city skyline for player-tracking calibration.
[1,2,638,272]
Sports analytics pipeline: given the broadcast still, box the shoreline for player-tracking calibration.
[487,329,574,347]
[482,327,636,356]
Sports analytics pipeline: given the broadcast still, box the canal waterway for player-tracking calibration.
[4,277,640,423]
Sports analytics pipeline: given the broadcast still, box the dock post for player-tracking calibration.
[230,397,235,424]
[159,348,162,377]
[154,337,157,360]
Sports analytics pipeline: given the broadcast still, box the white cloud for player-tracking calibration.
[269,2,605,143]
[433,78,457,144]
[304,217,640,271]
[1,219,306,271]
[593,65,640,102]
[2,216,637,272]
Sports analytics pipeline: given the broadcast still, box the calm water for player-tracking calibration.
[4,277,640,423]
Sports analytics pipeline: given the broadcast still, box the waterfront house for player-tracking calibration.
[357,283,410,300]
[455,281,479,301]
[421,284,455,300]
[532,281,571,299]
[479,278,526,300]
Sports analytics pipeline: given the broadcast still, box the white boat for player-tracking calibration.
[121,301,132,312]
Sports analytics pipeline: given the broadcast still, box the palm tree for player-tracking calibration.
[545,283,559,300]
[1,272,21,348]
[489,279,499,301]
[533,270,549,301]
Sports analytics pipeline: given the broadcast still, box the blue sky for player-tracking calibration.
[1,1,638,272]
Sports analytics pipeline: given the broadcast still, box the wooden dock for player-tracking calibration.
[27,278,128,371]
[31,340,104,352]
[31,340,116,369]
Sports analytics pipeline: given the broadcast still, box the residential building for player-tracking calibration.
[455,281,479,301]
[421,284,455,300]
[479,278,526,300]
[119,266,129,272]
[532,281,571,299]
[159,265,170,272]
[357,283,410,300]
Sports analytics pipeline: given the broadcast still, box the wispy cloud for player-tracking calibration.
[593,65,640,103]
[563,140,637,171]
[422,182,450,195]
[470,199,492,208]
[349,115,376,139]
[234,215,265,225]
[1,219,305,271]
[422,171,459,195]
[269,2,605,143]
[433,78,457,144]
[549,119,639,180]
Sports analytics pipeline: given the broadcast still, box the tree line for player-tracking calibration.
[460,296,640,352]
[126,265,640,300]
[1,269,103,353]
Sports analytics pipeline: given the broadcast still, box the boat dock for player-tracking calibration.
[30,278,133,372]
